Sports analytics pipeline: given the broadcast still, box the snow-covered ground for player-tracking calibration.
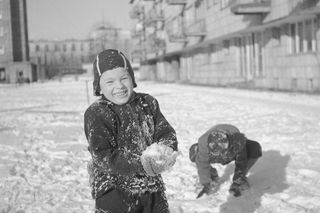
[0,76,320,213]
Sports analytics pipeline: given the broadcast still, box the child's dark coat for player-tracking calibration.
[84,92,178,199]
[196,124,259,185]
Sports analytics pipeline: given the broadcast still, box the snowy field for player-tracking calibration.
[0,76,320,213]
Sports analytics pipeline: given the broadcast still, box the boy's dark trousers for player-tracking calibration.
[95,188,169,213]
[245,140,262,174]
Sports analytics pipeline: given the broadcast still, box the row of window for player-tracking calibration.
[270,17,318,53]
[36,55,89,65]
[33,43,92,52]
[206,0,268,10]
[172,0,241,29]
[289,18,317,53]
[191,17,318,70]
[206,0,232,10]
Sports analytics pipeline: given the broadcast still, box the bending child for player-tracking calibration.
[189,124,262,197]
[84,49,178,213]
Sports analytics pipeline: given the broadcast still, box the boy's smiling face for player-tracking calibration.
[99,67,134,105]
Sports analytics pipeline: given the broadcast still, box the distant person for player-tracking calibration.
[84,49,178,213]
[189,124,262,197]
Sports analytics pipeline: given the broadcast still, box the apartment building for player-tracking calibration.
[29,39,93,79]
[0,0,35,83]
[130,0,320,93]
[29,24,132,79]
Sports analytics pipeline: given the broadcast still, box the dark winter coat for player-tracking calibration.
[196,124,247,185]
[84,92,178,199]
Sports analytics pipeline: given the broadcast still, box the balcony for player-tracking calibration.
[145,9,165,26]
[231,0,271,15]
[166,25,187,42]
[166,0,187,5]
[130,0,154,3]
[130,4,144,19]
[168,34,188,43]
[184,19,206,37]
[131,29,143,38]
[146,35,166,51]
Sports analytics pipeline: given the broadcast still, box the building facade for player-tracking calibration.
[29,39,92,79]
[0,0,35,83]
[29,24,132,79]
[130,0,320,93]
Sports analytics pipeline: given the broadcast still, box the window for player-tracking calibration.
[0,45,4,54]
[35,45,40,52]
[54,44,60,51]
[290,23,296,53]
[272,27,281,46]
[63,44,67,52]
[289,18,317,54]
[71,43,76,51]
[221,0,230,9]
[0,27,3,37]
[209,43,221,63]
[0,68,5,81]
[297,22,303,52]
[223,40,230,54]
[195,0,205,21]
[45,44,49,52]
[305,20,314,51]
[89,43,94,51]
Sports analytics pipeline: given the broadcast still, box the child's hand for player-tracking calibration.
[229,177,250,197]
[150,158,167,174]
[140,143,178,176]
[197,183,211,198]
[140,155,157,176]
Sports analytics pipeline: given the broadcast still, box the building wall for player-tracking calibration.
[29,39,93,79]
[0,0,14,63]
[10,0,29,62]
[131,0,320,93]
[0,0,32,83]
[29,27,132,80]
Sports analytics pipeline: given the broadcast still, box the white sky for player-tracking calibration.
[27,0,133,40]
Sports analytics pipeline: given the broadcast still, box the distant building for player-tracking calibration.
[29,39,92,79]
[29,23,132,79]
[130,0,320,93]
[0,0,36,83]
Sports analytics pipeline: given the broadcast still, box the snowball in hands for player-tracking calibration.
[141,143,178,176]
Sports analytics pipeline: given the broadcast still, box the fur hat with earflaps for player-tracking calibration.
[93,49,137,96]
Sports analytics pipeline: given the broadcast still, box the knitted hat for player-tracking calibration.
[189,143,199,163]
[207,131,229,156]
[93,49,137,96]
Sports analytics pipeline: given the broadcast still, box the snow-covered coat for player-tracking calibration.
[196,124,247,185]
[84,92,178,199]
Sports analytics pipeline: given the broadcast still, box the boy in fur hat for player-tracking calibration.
[84,49,178,213]
[189,124,262,197]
